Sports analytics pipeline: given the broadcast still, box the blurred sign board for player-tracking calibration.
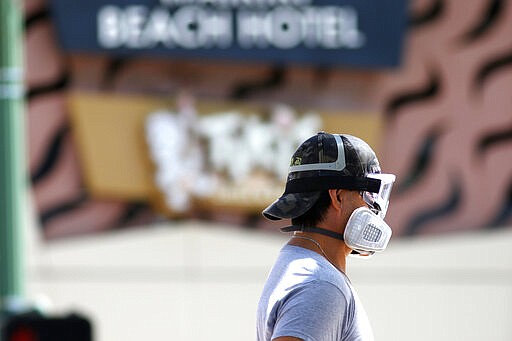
[68,92,382,217]
[48,0,407,68]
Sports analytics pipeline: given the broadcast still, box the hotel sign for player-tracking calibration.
[49,0,407,67]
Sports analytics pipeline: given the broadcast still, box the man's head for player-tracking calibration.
[263,132,395,255]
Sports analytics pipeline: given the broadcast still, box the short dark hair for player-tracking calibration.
[291,190,331,227]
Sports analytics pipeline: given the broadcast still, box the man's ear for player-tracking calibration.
[328,189,343,212]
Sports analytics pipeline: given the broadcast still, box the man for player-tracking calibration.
[256,132,396,341]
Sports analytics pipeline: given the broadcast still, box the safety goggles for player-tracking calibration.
[361,173,396,219]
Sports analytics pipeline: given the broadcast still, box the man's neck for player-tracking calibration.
[288,231,349,274]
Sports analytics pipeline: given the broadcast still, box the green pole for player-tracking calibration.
[0,0,25,309]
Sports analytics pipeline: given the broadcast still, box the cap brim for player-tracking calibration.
[262,191,322,220]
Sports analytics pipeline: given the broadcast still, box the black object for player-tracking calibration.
[1,313,92,341]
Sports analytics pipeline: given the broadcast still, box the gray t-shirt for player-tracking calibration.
[256,244,374,341]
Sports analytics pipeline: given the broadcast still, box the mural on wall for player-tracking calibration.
[25,0,512,240]
[377,0,512,235]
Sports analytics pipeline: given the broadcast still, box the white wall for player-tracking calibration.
[23,217,512,341]
[352,230,512,341]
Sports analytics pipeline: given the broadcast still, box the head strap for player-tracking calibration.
[284,176,381,194]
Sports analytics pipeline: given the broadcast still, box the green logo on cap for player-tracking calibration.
[291,157,302,166]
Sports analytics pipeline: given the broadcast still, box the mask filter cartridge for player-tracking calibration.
[344,207,392,256]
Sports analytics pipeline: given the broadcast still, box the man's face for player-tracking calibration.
[331,190,369,256]
[339,190,377,257]
[339,190,369,230]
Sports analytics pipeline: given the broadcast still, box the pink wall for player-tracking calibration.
[25,0,512,238]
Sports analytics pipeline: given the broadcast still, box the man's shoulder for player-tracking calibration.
[296,279,351,305]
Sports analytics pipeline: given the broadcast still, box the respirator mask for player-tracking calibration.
[344,207,392,257]
[346,173,395,257]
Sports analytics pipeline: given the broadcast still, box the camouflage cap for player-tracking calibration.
[262,132,381,220]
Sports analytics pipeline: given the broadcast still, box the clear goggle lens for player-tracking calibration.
[361,173,396,219]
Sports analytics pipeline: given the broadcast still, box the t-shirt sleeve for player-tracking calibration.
[271,280,349,341]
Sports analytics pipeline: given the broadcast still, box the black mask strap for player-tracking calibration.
[280,225,345,240]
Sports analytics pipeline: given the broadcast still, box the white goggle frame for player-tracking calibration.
[362,173,396,219]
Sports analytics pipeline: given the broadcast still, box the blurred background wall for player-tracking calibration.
[16,0,512,340]
[24,216,512,341]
